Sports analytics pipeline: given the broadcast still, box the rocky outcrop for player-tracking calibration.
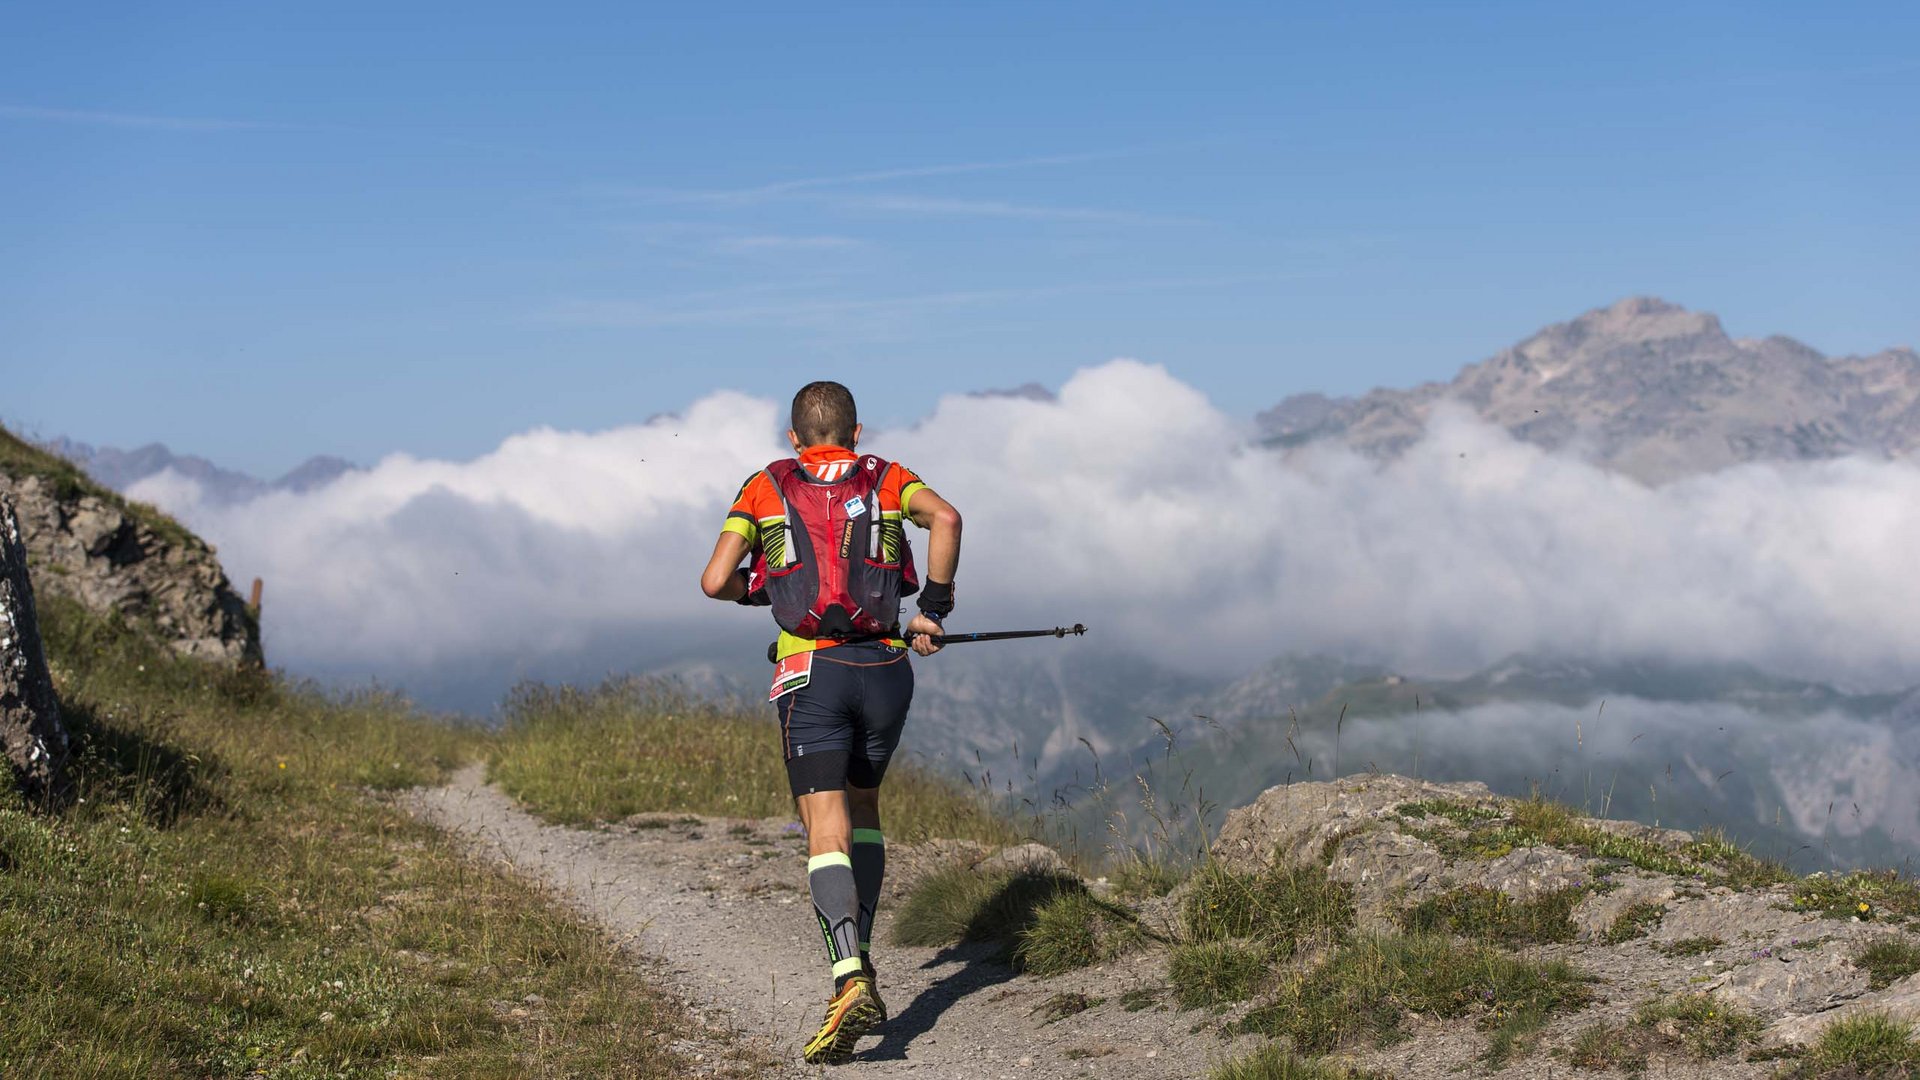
[1209,773,1920,1050]
[1,494,72,802]
[0,472,259,665]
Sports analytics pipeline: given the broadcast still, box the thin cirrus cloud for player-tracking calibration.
[129,360,1920,703]
[620,149,1133,203]
[0,103,276,131]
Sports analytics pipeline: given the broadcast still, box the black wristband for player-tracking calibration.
[917,579,954,617]
[732,568,769,606]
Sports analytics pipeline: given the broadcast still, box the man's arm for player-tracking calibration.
[903,487,961,655]
[700,531,752,601]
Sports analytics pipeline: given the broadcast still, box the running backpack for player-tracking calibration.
[747,455,919,640]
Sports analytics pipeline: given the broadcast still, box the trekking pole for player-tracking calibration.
[924,624,1087,647]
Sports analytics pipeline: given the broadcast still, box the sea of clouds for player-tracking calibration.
[129,360,1920,704]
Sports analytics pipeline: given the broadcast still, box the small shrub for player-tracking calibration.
[1170,940,1269,1007]
[1184,859,1355,958]
[1633,993,1762,1059]
[1566,1021,1646,1072]
[1240,933,1588,1054]
[1602,901,1667,945]
[1786,1012,1920,1076]
[1401,885,1581,945]
[890,864,1083,957]
[1016,890,1144,976]
[1855,937,1920,990]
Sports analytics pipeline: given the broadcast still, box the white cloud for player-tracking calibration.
[132,361,1920,697]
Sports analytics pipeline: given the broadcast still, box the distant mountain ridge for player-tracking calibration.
[44,437,357,503]
[1260,297,1920,483]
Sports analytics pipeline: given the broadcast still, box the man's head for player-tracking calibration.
[789,380,861,451]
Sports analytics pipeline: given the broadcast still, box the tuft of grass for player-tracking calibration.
[490,679,1014,845]
[1110,851,1186,900]
[1854,937,1920,990]
[1782,1012,1920,1077]
[1032,991,1102,1024]
[1602,901,1667,945]
[1566,1021,1647,1073]
[1184,858,1355,958]
[1239,933,1589,1055]
[1119,987,1161,1012]
[1632,993,1762,1059]
[1793,870,1920,923]
[3,596,727,1079]
[1016,890,1145,976]
[1169,940,1269,1007]
[1208,1045,1389,1080]
[889,863,1086,965]
[1401,885,1581,945]
[1682,827,1794,890]
[1655,935,1724,958]
[1393,799,1503,828]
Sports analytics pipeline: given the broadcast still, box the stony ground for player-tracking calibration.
[408,769,1920,1079]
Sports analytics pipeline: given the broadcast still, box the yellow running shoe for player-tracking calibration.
[801,976,881,1065]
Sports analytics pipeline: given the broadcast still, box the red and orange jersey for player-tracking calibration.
[722,445,928,549]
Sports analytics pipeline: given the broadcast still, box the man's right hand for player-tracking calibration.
[905,613,945,656]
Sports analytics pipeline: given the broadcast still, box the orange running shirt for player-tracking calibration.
[722,445,929,658]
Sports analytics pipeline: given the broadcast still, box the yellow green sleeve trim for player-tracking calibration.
[899,480,929,518]
[808,852,853,872]
[851,828,885,845]
[721,517,757,543]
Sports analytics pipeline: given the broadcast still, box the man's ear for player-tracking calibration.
[850,422,863,450]
[787,429,803,453]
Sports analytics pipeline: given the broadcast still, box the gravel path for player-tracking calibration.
[405,766,1259,1078]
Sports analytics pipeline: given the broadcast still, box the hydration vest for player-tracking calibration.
[748,455,920,640]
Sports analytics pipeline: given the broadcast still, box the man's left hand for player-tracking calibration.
[905,613,945,656]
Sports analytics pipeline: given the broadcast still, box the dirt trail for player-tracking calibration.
[406,766,1258,1079]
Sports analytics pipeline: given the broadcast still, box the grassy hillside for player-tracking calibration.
[0,426,200,550]
[1,598,732,1079]
[490,678,1017,846]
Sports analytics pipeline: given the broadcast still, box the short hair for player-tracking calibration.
[790,381,858,448]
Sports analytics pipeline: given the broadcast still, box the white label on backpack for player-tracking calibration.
[843,495,867,519]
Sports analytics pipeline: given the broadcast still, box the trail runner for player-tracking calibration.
[700,380,962,1064]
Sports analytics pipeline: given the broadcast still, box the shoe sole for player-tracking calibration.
[802,997,882,1065]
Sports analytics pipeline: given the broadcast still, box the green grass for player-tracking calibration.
[1109,850,1186,900]
[1602,900,1667,945]
[890,862,1076,946]
[1400,885,1581,945]
[1632,993,1762,1059]
[1793,870,1920,923]
[1781,1012,1920,1077]
[1,597,731,1079]
[1183,858,1355,958]
[1565,1021,1647,1073]
[1239,933,1589,1056]
[1169,940,1269,1007]
[1208,1045,1389,1080]
[1855,937,1920,990]
[1015,889,1146,976]
[489,679,1015,844]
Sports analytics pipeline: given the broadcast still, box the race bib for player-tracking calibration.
[769,650,814,701]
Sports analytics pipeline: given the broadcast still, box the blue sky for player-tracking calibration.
[4,1,1916,476]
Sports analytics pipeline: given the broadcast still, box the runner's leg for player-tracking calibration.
[845,647,912,982]
[847,786,884,966]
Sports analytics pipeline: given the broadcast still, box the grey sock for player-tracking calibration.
[851,828,886,960]
[807,852,863,984]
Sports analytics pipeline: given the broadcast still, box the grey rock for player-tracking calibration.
[0,473,259,665]
[978,842,1072,878]
[1259,296,1920,484]
[0,495,72,803]
[1711,947,1869,1015]
[1574,874,1678,941]
[1211,775,1496,872]
[1761,971,1920,1047]
[1656,889,1811,945]
[1472,845,1589,900]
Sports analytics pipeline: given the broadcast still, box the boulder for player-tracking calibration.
[1211,775,1496,872]
[1473,845,1590,900]
[1574,875,1679,941]
[978,842,1072,878]
[1761,972,1920,1047]
[1711,947,1869,1015]
[0,494,72,803]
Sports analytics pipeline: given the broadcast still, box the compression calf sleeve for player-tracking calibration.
[851,828,885,960]
[807,852,864,987]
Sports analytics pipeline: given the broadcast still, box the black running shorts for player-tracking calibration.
[772,640,914,797]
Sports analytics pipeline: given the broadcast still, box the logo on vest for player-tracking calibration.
[838,519,855,559]
[843,495,867,518]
